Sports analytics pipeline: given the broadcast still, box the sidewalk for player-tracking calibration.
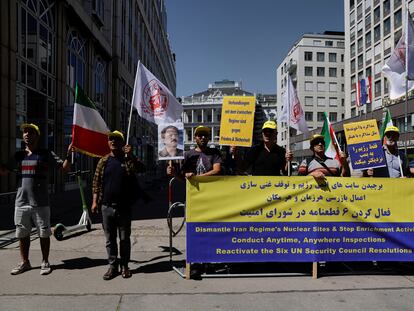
[1,218,414,310]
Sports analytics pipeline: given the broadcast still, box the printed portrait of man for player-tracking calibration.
[158,123,184,160]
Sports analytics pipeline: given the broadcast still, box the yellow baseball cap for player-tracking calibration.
[20,123,40,136]
[194,125,211,136]
[384,125,399,134]
[108,130,125,141]
[262,120,277,131]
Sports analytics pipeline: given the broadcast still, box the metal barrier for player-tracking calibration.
[167,177,186,277]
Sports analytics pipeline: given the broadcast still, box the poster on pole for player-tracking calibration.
[219,96,256,147]
[157,122,184,160]
[344,119,386,171]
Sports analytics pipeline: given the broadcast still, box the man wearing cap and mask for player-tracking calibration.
[91,130,145,280]
[298,134,349,181]
[0,123,73,276]
[167,125,222,178]
[232,121,293,176]
[365,125,405,178]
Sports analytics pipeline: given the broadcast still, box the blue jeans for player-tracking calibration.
[101,204,132,269]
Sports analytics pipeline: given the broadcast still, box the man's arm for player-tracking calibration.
[339,151,350,177]
[198,163,221,177]
[91,158,105,213]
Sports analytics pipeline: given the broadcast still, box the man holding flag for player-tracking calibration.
[298,113,349,182]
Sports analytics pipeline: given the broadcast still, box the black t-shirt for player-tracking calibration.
[245,143,286,176]
[181,148,222,175]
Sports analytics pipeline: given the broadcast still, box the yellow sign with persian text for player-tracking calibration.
[219,96,256,147]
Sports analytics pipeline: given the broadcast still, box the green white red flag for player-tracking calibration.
[380,108,393,140]
[321,112,340,162]
[72,84,110,157]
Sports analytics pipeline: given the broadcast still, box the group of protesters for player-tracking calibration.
[1,119,413,280]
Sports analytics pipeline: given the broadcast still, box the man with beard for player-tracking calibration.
[166,125,222,279]
[0,123,72,276]
[91,130,145,280]
[167,125,222,178]
[365,126,405,178]
[158,125,183,158]
[230,121,293,176]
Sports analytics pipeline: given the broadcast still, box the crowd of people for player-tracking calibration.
[1,119,413,280]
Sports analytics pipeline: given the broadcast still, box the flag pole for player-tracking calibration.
[127,61,140,145]
[404,8,409,175]
[287,75,291,177]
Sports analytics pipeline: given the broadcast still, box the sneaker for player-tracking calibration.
[103,267,118,280]
[40,262,52,275]
[11,261,32,275]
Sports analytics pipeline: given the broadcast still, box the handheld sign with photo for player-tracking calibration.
[158,122,184,160]
[219,96,256,147]
[344,119,386,170]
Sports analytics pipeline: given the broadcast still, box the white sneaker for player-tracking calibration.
[11,261,32,275]
[40,262,52,275]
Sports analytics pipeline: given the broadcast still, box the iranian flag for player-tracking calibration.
[380,108,393,140]
[321,112,341,162]
[72,84,110,157]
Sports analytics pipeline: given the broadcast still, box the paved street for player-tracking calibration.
[1,179,414,310]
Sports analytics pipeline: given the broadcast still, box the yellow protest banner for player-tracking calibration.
[186,176,414,263]
[219,96,256,147]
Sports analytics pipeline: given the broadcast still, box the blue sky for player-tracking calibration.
[165,0,344,97]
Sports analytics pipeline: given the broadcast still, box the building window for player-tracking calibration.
[92,0,105,24]
[317,52,325,62]
[341,54,344,62]
[94,57,107,120]
[358,55,363,68]
[317,82,326,92]
[305,81,313,91]
[317,97,325,107]
[365,31,372,47]
[351,43,356,56]
[374,25,381,42]
[317,67,325,77]
[383,18,391,36]
[357,38,363,52]
[374,80,381,97]
[329,82,337,92]
[329,97,338,107]
[313,40,322,46]
[305,96,313,106]
[329,112,337,122]
[328,53,337,62]
[304,51,313,61]
[395,9,402,28]
[325,41,333,47]
[351,59,356,73]
[304,66,313,76]
[374,6,380,24]
[383,0,390,17]
[329,67,337,77]
[337,41,345,48]
[305,111,313,121]
[317,112,325,121]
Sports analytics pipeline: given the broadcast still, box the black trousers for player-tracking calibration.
[101,204,132,268]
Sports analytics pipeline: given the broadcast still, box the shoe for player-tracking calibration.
[40,262,52,275]
[121,266,132,278]
[11,261,32,275]
[103,267,118,280]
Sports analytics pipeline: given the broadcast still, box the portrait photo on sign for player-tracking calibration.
[158,122,184,160]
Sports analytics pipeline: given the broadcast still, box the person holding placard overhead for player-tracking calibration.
[365,126,405,178]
